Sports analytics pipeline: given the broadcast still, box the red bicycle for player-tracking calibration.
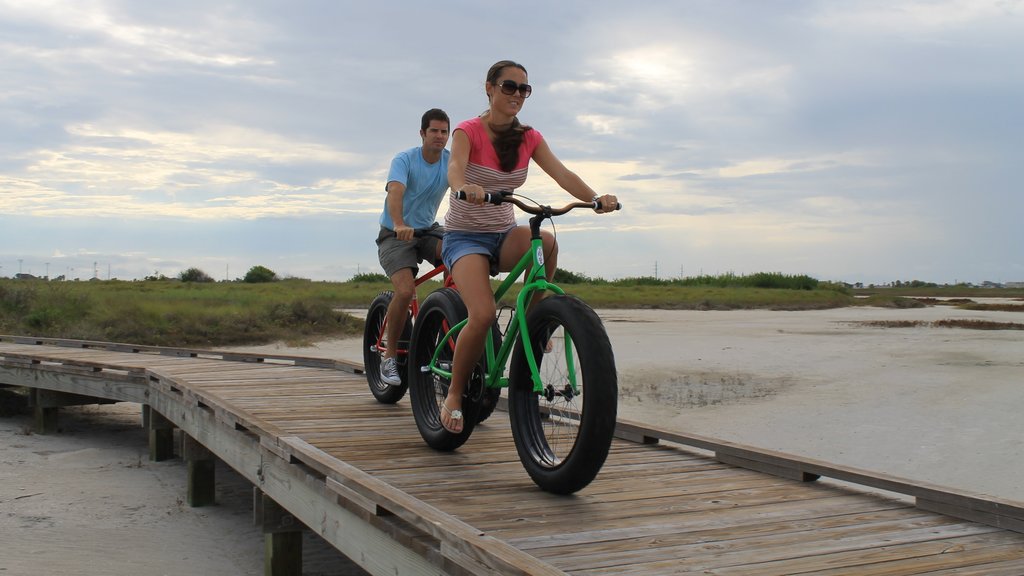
[363,235,501,419]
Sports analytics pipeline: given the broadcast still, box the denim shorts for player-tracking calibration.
[442,227,515,277]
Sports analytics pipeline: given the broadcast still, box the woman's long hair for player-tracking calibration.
[486,60,532,173]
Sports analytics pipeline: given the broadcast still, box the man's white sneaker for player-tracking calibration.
[380,357,402,386]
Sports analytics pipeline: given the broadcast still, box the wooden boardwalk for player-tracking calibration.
[2,335,1023,575]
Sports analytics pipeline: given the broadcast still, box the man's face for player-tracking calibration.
[421,120,450,152]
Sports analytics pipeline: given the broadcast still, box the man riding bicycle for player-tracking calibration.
[375,108,451,386]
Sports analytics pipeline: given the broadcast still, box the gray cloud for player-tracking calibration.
[1,1,1021,284]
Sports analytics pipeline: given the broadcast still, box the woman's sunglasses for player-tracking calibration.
[498,79,532,98]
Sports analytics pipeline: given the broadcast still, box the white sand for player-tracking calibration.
[2,300,1021,574]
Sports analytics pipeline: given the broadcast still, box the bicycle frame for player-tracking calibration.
[483,230,572,393]
[371,262,453,358]
[425,197,600,395]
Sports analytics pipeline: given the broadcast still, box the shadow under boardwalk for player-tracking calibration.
[2,336,1023,575]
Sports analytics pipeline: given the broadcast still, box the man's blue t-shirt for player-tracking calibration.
[379,147,450,230]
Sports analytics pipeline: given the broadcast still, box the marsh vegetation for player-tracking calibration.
[1,273,1021,347]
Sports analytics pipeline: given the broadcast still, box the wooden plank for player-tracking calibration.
[617,416,1024,531]
[919,497,1024,533]
[0,365,150,404]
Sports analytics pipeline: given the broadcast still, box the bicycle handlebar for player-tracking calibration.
[382,227,445,240]
[456,190,622,214]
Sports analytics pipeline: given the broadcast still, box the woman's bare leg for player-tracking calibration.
[443,254,496,433]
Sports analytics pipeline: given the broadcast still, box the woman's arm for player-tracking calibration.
[448,129,485,203]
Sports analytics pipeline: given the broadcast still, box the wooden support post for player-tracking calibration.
[29,389,59,435]
[265,532,303,576]
[183,434,216,507]
[253,487,304,576]
[147,406,175,461]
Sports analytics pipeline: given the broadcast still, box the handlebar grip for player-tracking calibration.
[384,227,444,240]
[595,200,623,211]
[456,190,505,205]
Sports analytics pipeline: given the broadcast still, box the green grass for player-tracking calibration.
[2,276,1021,347]
[0,279,362,347]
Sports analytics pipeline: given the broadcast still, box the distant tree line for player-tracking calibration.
[147,265,280,284]
[153,267,859,292]
[351,268,840,292]
[554,269,836,291]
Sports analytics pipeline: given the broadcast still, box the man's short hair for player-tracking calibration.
[421,108,450,131]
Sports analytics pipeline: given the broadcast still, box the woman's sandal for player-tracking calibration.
[440,402,464,434]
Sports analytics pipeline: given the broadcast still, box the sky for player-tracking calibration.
[2,1,1021,285]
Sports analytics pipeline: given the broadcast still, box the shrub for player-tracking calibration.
[179,267,214,283]
[350,272,389,283]
[244,265,278,283]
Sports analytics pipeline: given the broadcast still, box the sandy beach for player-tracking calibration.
[2,300,1021,574]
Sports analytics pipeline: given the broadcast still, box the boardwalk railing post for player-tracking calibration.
[253,487,304,576]
[183,434,216,507]
[146,405,175,461]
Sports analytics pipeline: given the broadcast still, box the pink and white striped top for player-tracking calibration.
[445,116,544,233]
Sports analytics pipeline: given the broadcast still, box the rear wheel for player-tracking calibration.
[508,296,618,494]
[363,291,410,404]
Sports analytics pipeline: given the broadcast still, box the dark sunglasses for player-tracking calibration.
[498,79,532,98]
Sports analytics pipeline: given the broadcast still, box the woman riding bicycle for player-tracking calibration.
[441,59,618,434]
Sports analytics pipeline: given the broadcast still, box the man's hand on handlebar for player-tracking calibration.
[394,224,414,241]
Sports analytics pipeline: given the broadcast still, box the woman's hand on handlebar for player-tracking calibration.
[457,184,487,205]
[593,193,619,214]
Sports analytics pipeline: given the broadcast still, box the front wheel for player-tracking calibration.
[363,291,410,404]
[508,296,618,494]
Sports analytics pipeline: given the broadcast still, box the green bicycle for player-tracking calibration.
[408,191,620,494]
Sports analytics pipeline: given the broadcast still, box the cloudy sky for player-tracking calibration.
[2,1,1021,285]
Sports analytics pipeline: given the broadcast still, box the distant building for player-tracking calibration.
[1005,281,1024,289]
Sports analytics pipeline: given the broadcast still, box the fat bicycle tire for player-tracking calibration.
[363,291,411,404]
[508,295,618,494]
[408,288,499,450]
